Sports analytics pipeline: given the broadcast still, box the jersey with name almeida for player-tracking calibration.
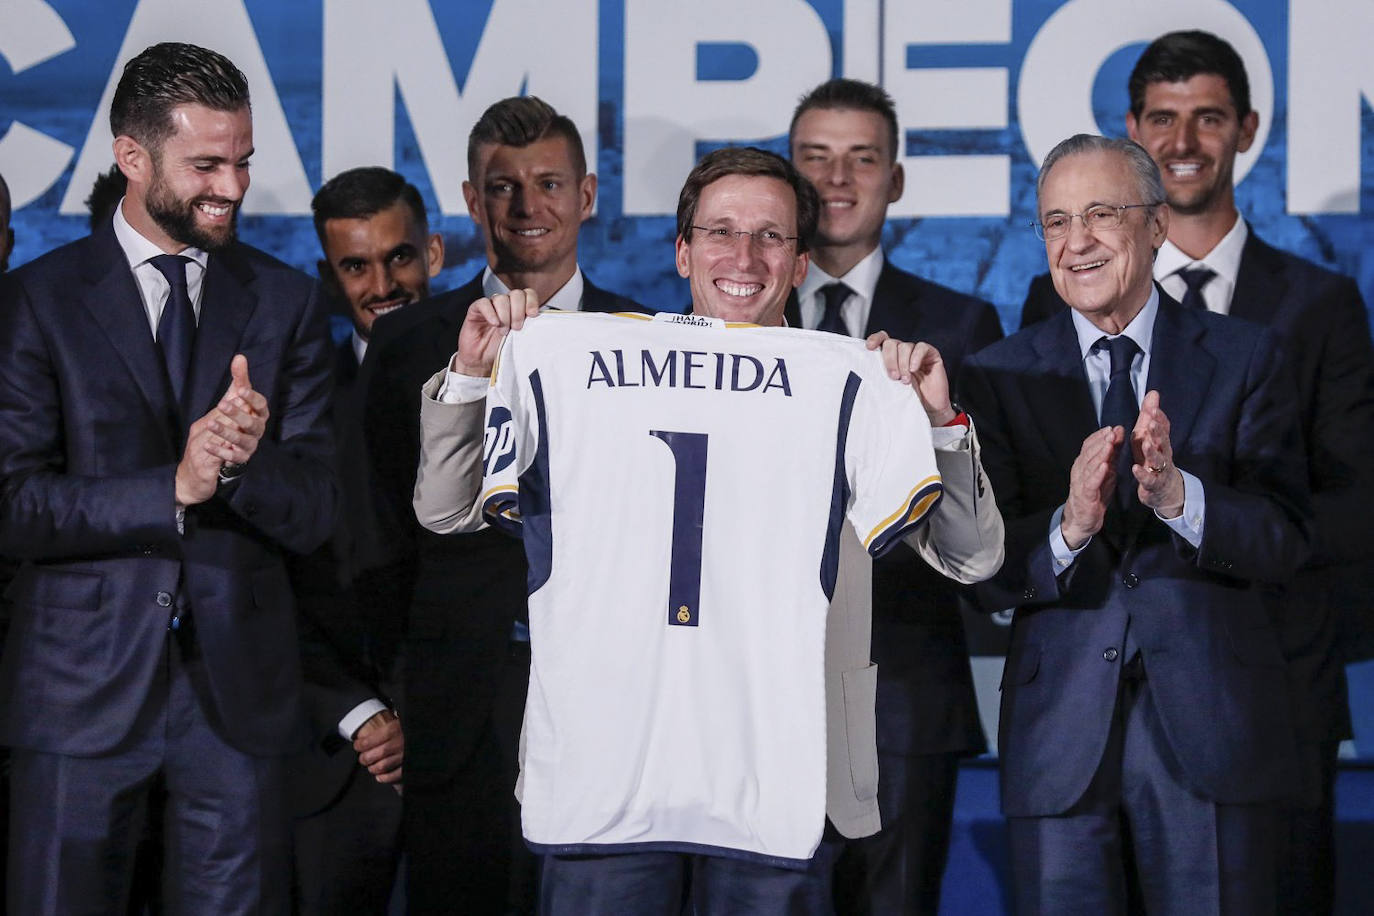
[480,311,942,867]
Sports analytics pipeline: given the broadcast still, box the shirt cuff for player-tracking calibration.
[1049,504,1087,576]
[930,424,968,451]
[338,698,389,740]
[1158,469,1204,547]
[436,355,491,404]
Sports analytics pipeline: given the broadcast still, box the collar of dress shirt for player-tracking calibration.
[1069,283,1160,362]
[112,197,210,276]
[483,265,586,312]
[796,245,885,333]
[1154,213,1247,314]
[352,329,368,366]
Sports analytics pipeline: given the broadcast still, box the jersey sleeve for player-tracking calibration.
[480,329,537,535]
[844,353,944,558]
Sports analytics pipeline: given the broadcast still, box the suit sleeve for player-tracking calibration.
[413,369,490,534]
[902,420,1004,584]
[0,273,181,557]
[219,280,337,555]
[1187,329,1314,583]
[1302,278,1374,566]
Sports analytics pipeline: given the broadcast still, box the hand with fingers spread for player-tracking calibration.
[1061,426,1123,549]
[866,332,957,426]
[451,288,542,378]
[1131,390,1185,518]
[354,708,404,792]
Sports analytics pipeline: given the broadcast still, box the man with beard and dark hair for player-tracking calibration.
[361,96,645,913]
[1019,32,1374,911]
[0,42,335,913]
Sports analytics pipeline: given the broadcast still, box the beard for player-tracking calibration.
[146,169,238,251]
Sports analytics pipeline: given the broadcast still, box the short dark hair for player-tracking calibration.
[111,42,251,153]
[311,167,428,246]
[1129,30,1250,120]
[675,147,820,253]
[466,96,586,180]
[789,78,900,162]
[85,164,128,230]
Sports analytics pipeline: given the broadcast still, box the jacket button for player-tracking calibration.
[1122,574,1139,588]
[1103,647,1119,662]
[155,591,172,607]
[1022,587,1036,601]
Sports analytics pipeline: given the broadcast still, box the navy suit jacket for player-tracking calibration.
[0,223,336,757]
[787,261,1003,756]
[361,271,645,788]
[961,292,1312,816]
[1020,232,1374,742]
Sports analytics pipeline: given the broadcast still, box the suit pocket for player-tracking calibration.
[6,567,103,610]
[1000,644,1041,688]
[841,663,879,802]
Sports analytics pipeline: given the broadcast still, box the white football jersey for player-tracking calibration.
[480,311,942,866]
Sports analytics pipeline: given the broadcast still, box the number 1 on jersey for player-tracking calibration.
[650,430,707,627]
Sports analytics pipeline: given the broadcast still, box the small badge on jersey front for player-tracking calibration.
[654,312,723,329]
[676,605,691,624]
[483,406,517,476]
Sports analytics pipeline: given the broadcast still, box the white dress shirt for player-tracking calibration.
[112,199,209,332]
[1155,214,1248,315]
[796,246,885,336]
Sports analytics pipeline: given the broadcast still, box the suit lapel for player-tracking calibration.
[783,289,802,328]
[1028,311,1099,471]
[864,262,916,339]
[1229,230,1286,326]
[185,246,259,421]
[78,228,180,423]
[1144,291,1212,455]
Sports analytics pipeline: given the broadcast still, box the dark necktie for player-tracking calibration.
[1096,335,1141,508]
[817,282,853,336]
[149,254,196,407]
[1177,266,1215,311]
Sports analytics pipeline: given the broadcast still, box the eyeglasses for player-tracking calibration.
[1031,203,1160,241]
[690,225,798,251]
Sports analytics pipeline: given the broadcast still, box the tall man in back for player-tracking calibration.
[965,134,1310,913]
[286,166,445,914]
[362,96,643,913]
[1020,32,1374,910]
[788,78,1003,915]
[0,42,335,913]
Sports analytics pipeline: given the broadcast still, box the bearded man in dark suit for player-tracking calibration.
[0,43,335,914]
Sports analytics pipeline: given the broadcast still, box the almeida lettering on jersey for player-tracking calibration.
[586,347,792,395]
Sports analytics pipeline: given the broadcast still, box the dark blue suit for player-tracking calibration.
[962,292,1311,912]
[361,271,644,914]
[0,222,335,912]
[1020,234,1374,910]
[789,261,1003,915]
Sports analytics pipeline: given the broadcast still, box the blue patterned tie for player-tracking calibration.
[149,254,196,407]
[1096,335,1141,508]
[1177,266,1215,311]
[817,282,853,336]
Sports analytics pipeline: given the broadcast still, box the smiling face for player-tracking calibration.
[675,174,808,327]
[119,103,253,252]
[1040,149,1168,333]
[462,135,595,284]
[790,107,903,272]
[321,200,443,338]
[1126,74,1256,217]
